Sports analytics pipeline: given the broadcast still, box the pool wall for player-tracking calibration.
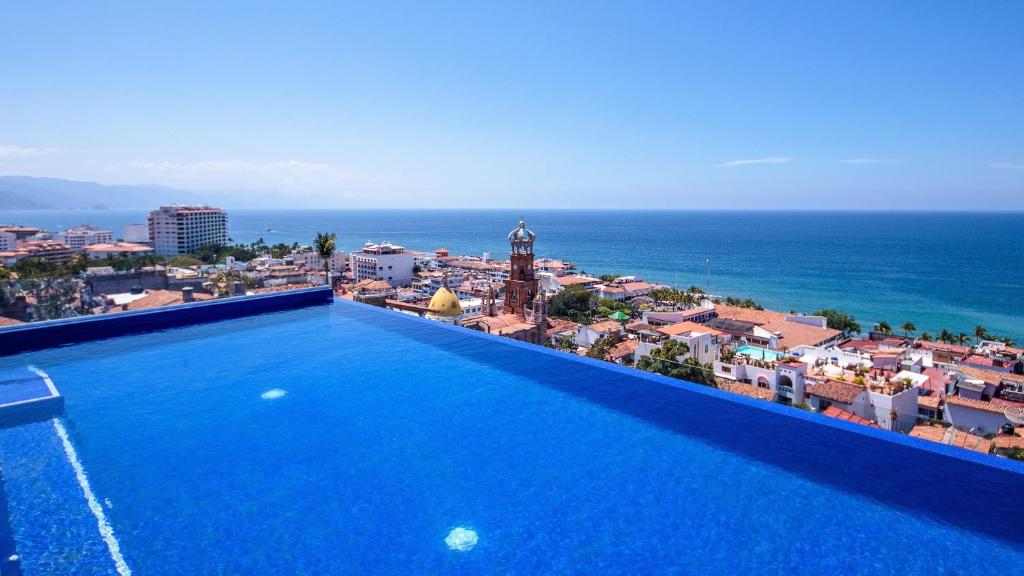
[334,298,1024,544]
[0,286,333,357]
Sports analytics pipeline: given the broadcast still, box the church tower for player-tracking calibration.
[502,217,538,317]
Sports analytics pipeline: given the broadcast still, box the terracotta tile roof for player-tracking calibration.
[657,321,722,337]
[353,279,393,291]
[116,289,214,312]
[822,405,878,427]
[908,424,991,453]
[625,321,658,333]
[841,339,880,351]
[607,339,638,361]
[585,320,624,334]
[806,379,865,404]
[546,318,579,337]
[618,281,655,292]
[716,379,776,401]
[83,242,153,254]
[713,304,786,325]
[917,394,942,409]
[957,365,1005,385]
[945,394,1023,415]
[993,432,1024,451]
[762,319,842,348]
[915,340,971,355]
[556,275,601,286]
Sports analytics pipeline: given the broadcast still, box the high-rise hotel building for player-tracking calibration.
[148,205,228,256]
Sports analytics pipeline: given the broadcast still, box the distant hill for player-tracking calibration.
[0,175,204,210]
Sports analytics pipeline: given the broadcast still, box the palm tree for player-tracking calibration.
[313,232,337,287]
[876,320,893,335]
[938,329,953,344]
[974,325,988,344]
[957,332,969,346]
[900,322,916,338]
[919,332,932,341]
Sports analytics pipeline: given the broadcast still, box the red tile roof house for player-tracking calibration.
[943,394,1022,437]
[806,380,871,423]
[574,320,624,348]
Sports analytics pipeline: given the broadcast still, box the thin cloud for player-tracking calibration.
[129,159,332,174]
[990,161,1024,171]
[839,158,906,164]
[0,143,59,158]
[715,157,793,168]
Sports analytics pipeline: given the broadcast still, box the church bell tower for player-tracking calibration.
[502,217,538,317]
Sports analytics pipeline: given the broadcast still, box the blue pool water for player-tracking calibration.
[0,301,1022,574]
[734,345,785,362]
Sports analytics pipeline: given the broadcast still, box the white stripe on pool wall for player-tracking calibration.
[26,365,59,398]
[52,417,132,575]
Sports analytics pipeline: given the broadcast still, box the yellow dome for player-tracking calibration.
[427,286,462,317]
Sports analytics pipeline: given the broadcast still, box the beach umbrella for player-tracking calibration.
[609,311,629,321]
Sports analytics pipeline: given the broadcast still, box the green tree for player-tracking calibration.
[876,321,893,335]
[938,329,953,344]
[813,309,861,336]
[599,274,620,283]
[313,232,337,286]
[594,297,632,318]
[974,325,989,343]
[919,332,932,341]
[901,322,916,338]
[719,296,763,310]
[636,340,716,386]
[168,255,202,267]
[586,335,615,360]
[549,284,595,323]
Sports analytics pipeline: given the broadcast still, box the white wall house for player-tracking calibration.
[943,396,1012,435]
[575,320,624,348]
[713,360,808,405]
[350,242,416,286]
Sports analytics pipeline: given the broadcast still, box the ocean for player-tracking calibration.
[4,209,1023,343]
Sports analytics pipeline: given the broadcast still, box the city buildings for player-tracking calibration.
[55,225,114,250]
[147,205,228,256]
[83,242,155,260]
[123,223,150,243]
[349,242,416,286]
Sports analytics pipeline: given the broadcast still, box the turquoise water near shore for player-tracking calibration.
[5,209,1023,342]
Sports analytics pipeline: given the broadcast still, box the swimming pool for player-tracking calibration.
[0,300,1022,574]
[735,345,785,361]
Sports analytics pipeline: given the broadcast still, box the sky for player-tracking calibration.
[1,1,1023,209]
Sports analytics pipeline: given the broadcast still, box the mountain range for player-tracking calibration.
[0,176,205,210]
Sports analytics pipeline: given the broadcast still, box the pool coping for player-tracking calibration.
[332,298,1024,477]
[0,285,333,356]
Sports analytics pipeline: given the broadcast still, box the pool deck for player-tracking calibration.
[0,367,64,428]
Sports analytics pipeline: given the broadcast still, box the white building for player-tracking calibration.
[714,359,809,405]
[349,241,416,286]
[56,225,114,250]
[148,205,228,256]
[574,320,624,348]
[123,223,150,243]
[290,249,347,274]
[0,231,15,252]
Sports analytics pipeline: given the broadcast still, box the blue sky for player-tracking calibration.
[1,1,1023,209]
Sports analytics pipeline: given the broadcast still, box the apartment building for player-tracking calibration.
[147,205,228,256]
